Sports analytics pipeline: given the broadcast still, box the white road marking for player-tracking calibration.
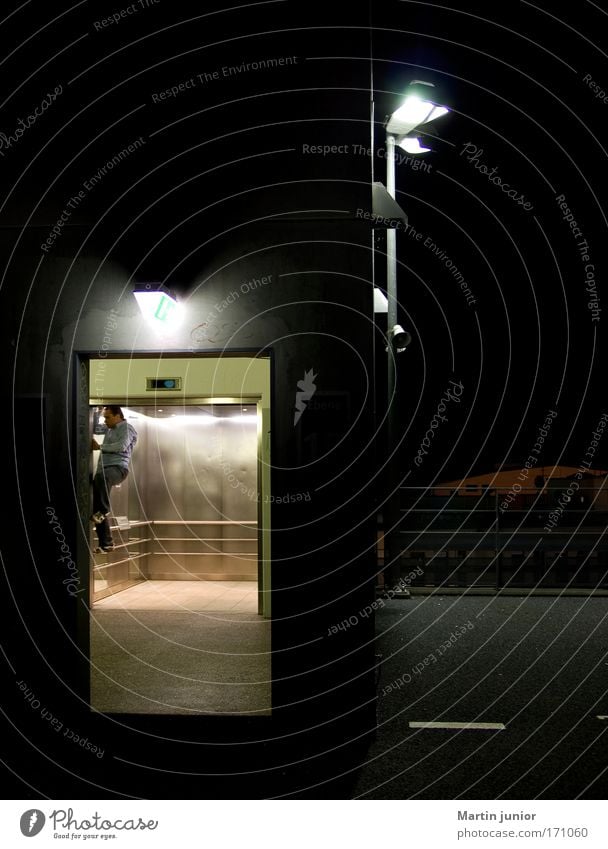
[409,721,506,730]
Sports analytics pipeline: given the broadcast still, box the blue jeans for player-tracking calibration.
[93,465,128,548]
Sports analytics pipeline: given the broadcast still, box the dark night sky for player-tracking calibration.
[2,0,607,482]
[369,2,608,484]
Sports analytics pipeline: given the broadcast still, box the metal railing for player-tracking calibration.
[379,485,608,590]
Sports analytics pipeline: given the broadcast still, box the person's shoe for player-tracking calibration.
[91,511,107,524]
[93,544,115,553]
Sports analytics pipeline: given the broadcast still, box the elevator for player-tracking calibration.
[86,355,272,714]
[91,404,260,596]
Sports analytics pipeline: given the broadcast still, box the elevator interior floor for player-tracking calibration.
[94,579,258,612]
[90,581,270,715]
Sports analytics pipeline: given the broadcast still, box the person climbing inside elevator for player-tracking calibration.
[90,405,138,553]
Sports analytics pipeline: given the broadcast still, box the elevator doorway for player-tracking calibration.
[90,403,260,600]
[85,355,271,715]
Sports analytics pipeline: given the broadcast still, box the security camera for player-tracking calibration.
[387,324,412,352]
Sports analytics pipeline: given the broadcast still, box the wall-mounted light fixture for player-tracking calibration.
[133,282,182,331]
[387,324,412,353]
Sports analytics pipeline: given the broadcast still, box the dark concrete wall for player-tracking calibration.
[1,0,380,797]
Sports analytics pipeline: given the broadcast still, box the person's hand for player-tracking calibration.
[91,438,100,451]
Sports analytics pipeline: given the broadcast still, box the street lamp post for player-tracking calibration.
[382,81,449,594]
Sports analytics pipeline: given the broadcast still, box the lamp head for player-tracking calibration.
[398,136,432,154]
[386,80,449,136]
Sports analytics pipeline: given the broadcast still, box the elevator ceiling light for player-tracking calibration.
[152,413,218,425]
[171,415,218,424]
[133,283,182,331]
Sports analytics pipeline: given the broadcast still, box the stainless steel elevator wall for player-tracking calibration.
[129,408,258,580]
